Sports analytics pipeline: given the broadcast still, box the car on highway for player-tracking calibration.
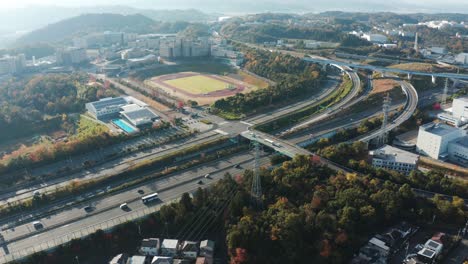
[119,203,129,210]
[84,206,94,213]
[234,164,240,169]
[204,173,210,178]
[137,189,145,194]
[32,221,43,230]
[198,180,203,185]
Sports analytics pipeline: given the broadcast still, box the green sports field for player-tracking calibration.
[164,75,231,94]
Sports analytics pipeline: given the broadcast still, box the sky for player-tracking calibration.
[0,0,467,13]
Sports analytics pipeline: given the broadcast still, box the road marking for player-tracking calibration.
[219,122,228,125]
[214,129,229,136]
[240,121,253,126]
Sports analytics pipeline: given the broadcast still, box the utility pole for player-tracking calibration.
[250,134,263,209]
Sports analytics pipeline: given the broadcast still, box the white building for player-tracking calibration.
[0,54,26,75]
[452,97,468,120]
[448,136,468,166]
[140,238,161,256]
[86,97,129,120]
[416,122,466,160]
[455,53,468,64]
[370,145,419,175]
[160,239,179,257]
[361,33,388,43]
[150,256,172,264]
[429,47,447,55]
[56,47,88,65]
[180,241,199,259]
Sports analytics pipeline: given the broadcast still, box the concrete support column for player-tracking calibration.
[452,79,459,88]
[431,75,436,84]
[407,73,412,80]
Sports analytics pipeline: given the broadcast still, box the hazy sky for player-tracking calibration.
[0,0,467,13]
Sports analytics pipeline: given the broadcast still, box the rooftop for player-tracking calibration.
[141,238,160,248]
[370,145,419,164]
[420,122,460,136]
[451,136,468,148]
[122,108,158,123]
[161,239,178,249]
[88,97,128,112]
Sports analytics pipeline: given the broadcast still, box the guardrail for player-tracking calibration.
[0,199,176,264]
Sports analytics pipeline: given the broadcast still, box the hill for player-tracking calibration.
[15,14,157,45]
[0,5,215,33]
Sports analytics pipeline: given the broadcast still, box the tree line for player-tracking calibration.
[212,48,324,118]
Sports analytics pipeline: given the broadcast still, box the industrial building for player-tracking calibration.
[416,122,466,161]
[86,97,129,120]
[369,145,419,175]
[361,33,388,43]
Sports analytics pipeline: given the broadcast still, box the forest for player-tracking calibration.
[0,73,118,142]
[212,48,323,118]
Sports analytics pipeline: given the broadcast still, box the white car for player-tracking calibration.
[204,174,210,178]
[119,203,128,210]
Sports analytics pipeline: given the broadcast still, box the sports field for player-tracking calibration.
[164,75,231,94]
[146,71,268,105]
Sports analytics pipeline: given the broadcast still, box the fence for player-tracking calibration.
[0,198,177,264]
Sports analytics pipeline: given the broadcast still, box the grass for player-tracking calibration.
[238,71,270,89]
[164,75,232,94]
[389,62,457,73]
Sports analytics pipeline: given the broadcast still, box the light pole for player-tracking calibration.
[75,256,80,264]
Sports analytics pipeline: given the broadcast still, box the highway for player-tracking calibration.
[280,66,363,135]
[0,152,266,261]
[304,57,468,80]
[245,74,342,125]
[354,79,419,142]
[0,131,222,207]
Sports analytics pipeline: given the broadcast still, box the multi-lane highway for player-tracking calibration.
[0,152,266,261]
[355,79,419,142]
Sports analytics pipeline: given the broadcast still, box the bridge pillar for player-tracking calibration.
[407,73,412,80]
[452,79,459,88]
[431,75,436,85]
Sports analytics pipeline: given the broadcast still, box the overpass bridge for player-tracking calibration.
[240,130,352,173]
[304,57,468,80]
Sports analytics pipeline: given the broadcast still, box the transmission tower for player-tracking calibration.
[441,78,449,106]
[250,134,263,209]
[377,94,392,146]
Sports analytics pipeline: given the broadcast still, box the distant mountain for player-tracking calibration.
[0,5,215,33]
[15,14,157,45]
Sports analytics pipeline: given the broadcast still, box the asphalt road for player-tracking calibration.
[0,131,222,206]
[0,152,267,260]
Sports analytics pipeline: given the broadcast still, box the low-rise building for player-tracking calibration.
[56,47,88,65]
[180,241,199,259]
[160,239,179,257]
[150,256,172,264]
[127,255,147,264]
[361,33,388,43]
[448,136,468,166]
[140,238,161,256]
[370,145,419,175]
[86,97,129,120]
[455,53,468,64]
[109,253,128,264]
[199,240,215,258]
[121,107,159,128]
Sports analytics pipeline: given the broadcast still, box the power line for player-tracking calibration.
[250,134,263,209]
